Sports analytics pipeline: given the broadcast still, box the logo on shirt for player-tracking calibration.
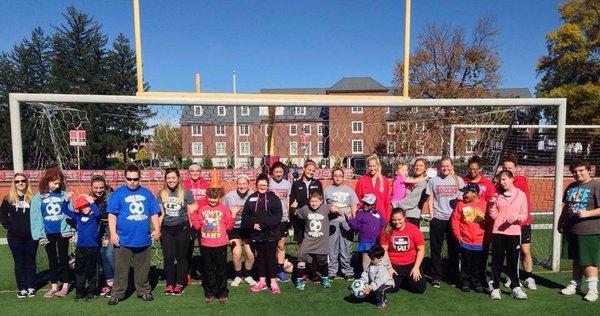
[462,206,485,223]
[191,188,207,201]
[328,191,350,208]
[566,187,591,213]
[163,197,182,218]
[392,235,410,252]
[307,213,325,237]
[434,185,459,196]
[125,195,147,221]
[270,189,289,200]
[43,196,64,221]
[201,210,223,239]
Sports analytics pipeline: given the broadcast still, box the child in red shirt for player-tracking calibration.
[191,187,234,303]
[451,183,488,293]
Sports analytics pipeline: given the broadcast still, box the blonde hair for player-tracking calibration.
[395,162,408,171]
[159,168,184,203]
[8,173,34,204]
[367,155,385,192]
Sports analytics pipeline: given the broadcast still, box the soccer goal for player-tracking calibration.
[7,92,567,271]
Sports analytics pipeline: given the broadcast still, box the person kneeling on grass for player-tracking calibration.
[191,187,234,304]
[450,183,488,293]
[356,245,395,309]
[294,191,340,290]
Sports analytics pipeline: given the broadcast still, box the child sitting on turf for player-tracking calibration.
[358,245,395,309]
[64,195,101,302]
[347,194,386,271]
[450,183,488,293]
[191,187,234,304]
[294,191,339,290]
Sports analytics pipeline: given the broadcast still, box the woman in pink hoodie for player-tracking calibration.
[488,170,528,300]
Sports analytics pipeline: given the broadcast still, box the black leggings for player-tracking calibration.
[298,253,328,277]
[391,263,426,294]
[201,245,228,298]
[252,241,278,279]
[45,233,71,284]
[7,235,37,290]
[161,222,190,286]
[491,234,521,290]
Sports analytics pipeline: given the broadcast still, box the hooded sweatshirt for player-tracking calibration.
[489,188,528,236]
[513,175,532,225]
[355,174,391,221]
[450,199,488,250]
[347,208,386,243]
[360,258,395,291]
[0,195,32,239]
[191,203,233,247]
[240,191,283,242]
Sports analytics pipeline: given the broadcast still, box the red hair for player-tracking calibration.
[38,167,66,194]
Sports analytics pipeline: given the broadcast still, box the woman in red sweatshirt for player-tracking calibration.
[355,155,391,221]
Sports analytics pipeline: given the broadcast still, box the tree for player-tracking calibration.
[202,156,213,169]
[153,124,182,164]
[536,0,600,125]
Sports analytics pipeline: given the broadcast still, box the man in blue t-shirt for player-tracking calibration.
[106,165,161,305]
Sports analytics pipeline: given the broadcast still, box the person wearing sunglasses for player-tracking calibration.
[106,165,161,305]
[1,173,36,298]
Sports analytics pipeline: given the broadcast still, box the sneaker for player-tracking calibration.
[310,275,321,284]
[27,288,36,298]
[321,277,331,288]
[85,294,98,302]
[524,277,537,290]
[295,278,306,291]
[490,288,501,300]
[172,284,184,296]
[244,276,257,286]
[377,302,387,309]
[584,291,598,302]
[164,284,174,295]
[511,287,528,300]
[460,284,471,292]
[560,283,579,295]
[55,286,69,297]
[17,290,28,299]
[231,276,243,287]
[271,281,281,294]
[105,290,112,299]
[488,280,494,293]
[100,286,111,296]
[219,296,229,304]
[474,286,486,293]
[277,271,290,283]
[204,296,215,304]
[137,293,154,302]
[107,297,119,305]
[505,278,523,289]
[431,280,441,288]
[250,281,267,292]
[344,275,354,282]
[44,288,58,299]
[328,275,336,281]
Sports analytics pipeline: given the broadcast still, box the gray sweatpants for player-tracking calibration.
[112,245,151,299]
[328,216,354,276]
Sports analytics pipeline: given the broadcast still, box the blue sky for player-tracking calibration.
[0,0,563,94]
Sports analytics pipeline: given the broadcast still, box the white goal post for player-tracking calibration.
[8,92,567,271]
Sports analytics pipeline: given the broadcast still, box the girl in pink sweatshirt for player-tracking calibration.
[488,170,528,300]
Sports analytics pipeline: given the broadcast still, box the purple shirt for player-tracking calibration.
[347,208,386,243]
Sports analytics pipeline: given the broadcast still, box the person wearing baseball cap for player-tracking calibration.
[347,193,386,273]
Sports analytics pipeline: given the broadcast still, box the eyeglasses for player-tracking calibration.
[126,177,140,182]
[14,179,27,184]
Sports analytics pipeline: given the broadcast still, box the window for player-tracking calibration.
[387,141,395,154]
[239,125,250,135]
[318,141,324,155]
[466,139,477,154]
[386,106,390,114]
[218,106,226,116]
[351,106,363,113]
[290,142,298,155]
[417,139,425,154]
[191,142,203,156]
[302,124,311,135]
[352,121,363,133]
[301,142,311,155]
[215,125,226,136]
[259,106,284,116]
[387,123,396,135]
[240,106,249,116]
[317,123,324,135]
[191,125,202,136]
[194,106,203,116]
[216,142,226,156]
[289,124,297,136]
[239,142,251,155]
[352,140,363,154]
[295,106,306,115]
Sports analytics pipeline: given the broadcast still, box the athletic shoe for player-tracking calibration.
[511,287,528,300]
[310,275,321,284]
[107,297,119,305]
[277,271,290,283]
[100,286,111,296]
[85,294,98,302]
[231,276,243,287]
[17,290,28,299]
[164,284,173,295]
[322,277,331,288]
[328,275,336,281]
[250,281,267,292]
[271,281,281,294]
[295,278,306,291]
[74,293,85,301]
[490,288,501,300]
[505,278,523,289]
[488,280,494,293]
[244,276,257,286]
[137,293,154,301]
[219,296,229,304]
[584,291,598,302]
[344,275,354,282]
[377,302,387,309]
[431,280,441,288]
[460,285,470,292]
[27,288,36,298]
[560,283,579,295]
[204,296,215,304]
[55,286,69,297]
[474,286,486,293]
[172,284,184,296]
[524,277,537,290]
[44,288,57,299]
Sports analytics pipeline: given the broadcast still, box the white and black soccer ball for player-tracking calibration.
[129,201,144,215]
[46,202,61,216]
[350,279,367,299]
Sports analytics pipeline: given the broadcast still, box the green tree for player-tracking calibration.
[154,124,182,164]
[536,0,600,124]
[202,156,213,169]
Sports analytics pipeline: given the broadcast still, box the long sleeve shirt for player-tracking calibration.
[489,189,528,236]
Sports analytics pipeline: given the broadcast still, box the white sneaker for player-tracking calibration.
[504,278,511,288]
[490,288,501,299]
[244,276,257,286]
[560,283,578,295]
[488,280,494,293]
[511,287,528,300]
[231,276,243,287]
[584,291,598,302]
[524,277,537,290]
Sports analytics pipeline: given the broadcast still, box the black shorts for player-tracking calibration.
[280,221,290,238]
[228,228,243,240]
[521,224,532,244]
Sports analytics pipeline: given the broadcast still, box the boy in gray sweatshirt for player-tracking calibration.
[359,245,395,309]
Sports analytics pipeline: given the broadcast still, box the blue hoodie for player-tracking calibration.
[63,203,101,247]
[30,190,75,240]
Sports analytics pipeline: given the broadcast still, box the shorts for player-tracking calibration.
[280,221,290,238]
[564,234,600,266]
[521,225,532,244]
[562,233,578,260]
[228,228,243,241]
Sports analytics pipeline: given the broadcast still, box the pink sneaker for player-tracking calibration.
[44,288,58,299]
[55,286,69,297]
[100,286,111,296]
[164,284,174,295]
[270,281,281,294]
[250,281,267,292]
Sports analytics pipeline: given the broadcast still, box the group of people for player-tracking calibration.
[1,155,598,307]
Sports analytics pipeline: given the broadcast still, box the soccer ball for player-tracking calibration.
[283,259,294,274]
[350,279,367,299]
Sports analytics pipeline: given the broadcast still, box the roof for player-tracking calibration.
[485,88,533,98]
[328,77,388,92]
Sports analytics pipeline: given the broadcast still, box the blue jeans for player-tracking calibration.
[101,241,115,280]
